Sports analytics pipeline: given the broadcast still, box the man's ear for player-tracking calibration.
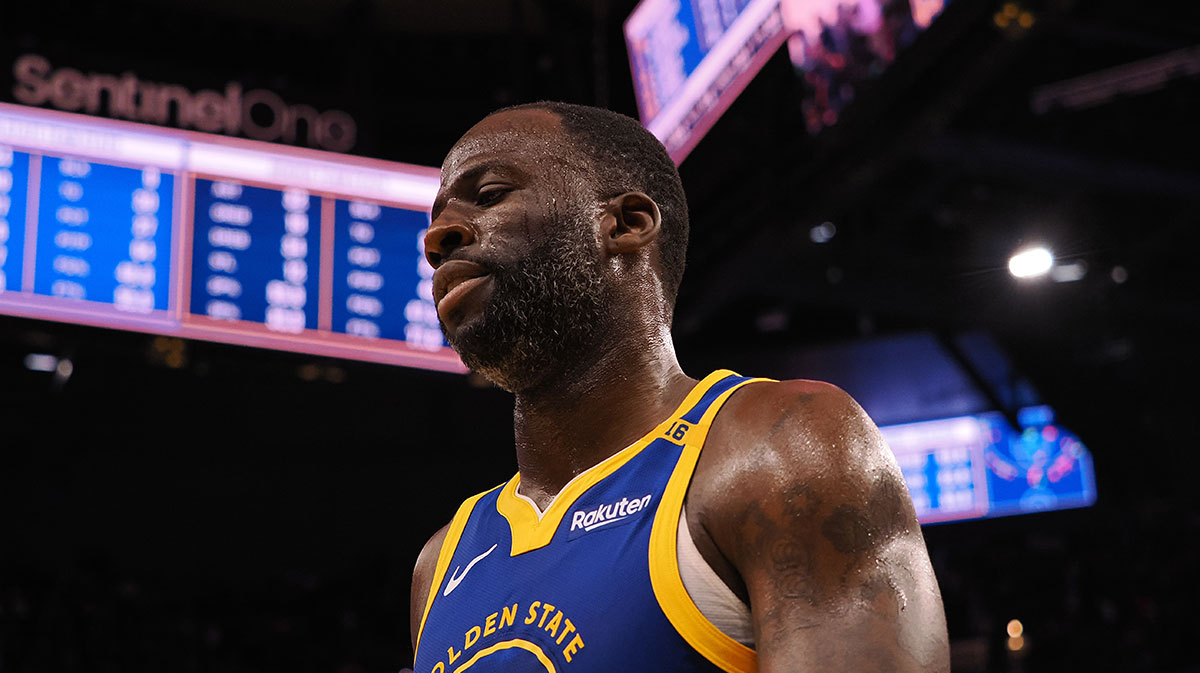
[601,192,661,254]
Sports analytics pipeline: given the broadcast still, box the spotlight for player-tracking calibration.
[1050,261,1086,282]
[1008,246,1053,279]
[24,353,57,371]
[809,221,836,243]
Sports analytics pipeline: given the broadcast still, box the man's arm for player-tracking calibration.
[697,380,949,672]
[410,523,451,652]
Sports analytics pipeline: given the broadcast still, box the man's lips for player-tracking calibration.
[432,260,490,313]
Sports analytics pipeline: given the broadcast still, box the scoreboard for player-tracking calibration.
[0,103,462,372]
[881,407,1097,525]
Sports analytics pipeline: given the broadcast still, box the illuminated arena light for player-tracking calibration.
[24,353,57,371]
[1008,246,1054,278]
[809,221,836,243]
[1051,261,1087,282]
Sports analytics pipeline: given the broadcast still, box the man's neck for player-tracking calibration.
[510,324,695,509]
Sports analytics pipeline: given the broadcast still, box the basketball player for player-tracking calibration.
[409,102,949,672]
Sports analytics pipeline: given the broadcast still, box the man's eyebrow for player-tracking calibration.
[431,161,520,219]
[455,160,520,184]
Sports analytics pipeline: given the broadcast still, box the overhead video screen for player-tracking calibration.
[625,0,789,164]
[626,0,955,159]
[784,0,952,133]
[881,406,1097,525]
[0,103,462,372]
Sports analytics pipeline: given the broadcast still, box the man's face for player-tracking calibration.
[426,109,611,391]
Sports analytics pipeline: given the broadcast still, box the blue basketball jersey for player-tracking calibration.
[414,370,770,673]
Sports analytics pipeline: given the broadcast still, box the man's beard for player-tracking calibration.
[441,221,609,393]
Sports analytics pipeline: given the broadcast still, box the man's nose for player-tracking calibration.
[424,217,476,267]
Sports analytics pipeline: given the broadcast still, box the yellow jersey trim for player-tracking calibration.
[648,375,772,673]
[415,484,504,656]
[452,638,557,673]
[495,369,739,556]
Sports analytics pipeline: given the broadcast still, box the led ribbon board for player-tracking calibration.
[0,102,463,372]
[625,0,789,164]
[881,407,1097,525]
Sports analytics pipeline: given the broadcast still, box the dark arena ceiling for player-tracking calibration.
[0,0,1197,672]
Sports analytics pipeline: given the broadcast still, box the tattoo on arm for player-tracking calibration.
[704,383,948,670]
[737,471,943,669]
[820,475,908,555]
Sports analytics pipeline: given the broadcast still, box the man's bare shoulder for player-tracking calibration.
[694,376,917,546]
[701,377,895,481]
[410,523,451,650]
[692,377,949,670]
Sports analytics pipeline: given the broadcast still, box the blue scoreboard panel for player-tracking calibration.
[0,103,460,372]
[880,406,1097,524]
[34,158,173,312]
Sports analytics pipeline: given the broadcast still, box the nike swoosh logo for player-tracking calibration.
[443,543,498,597]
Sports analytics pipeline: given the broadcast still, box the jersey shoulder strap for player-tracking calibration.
[414,482,504,649]
[651,369,773,673]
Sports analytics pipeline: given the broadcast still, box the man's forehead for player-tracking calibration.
[441,108,569,178]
